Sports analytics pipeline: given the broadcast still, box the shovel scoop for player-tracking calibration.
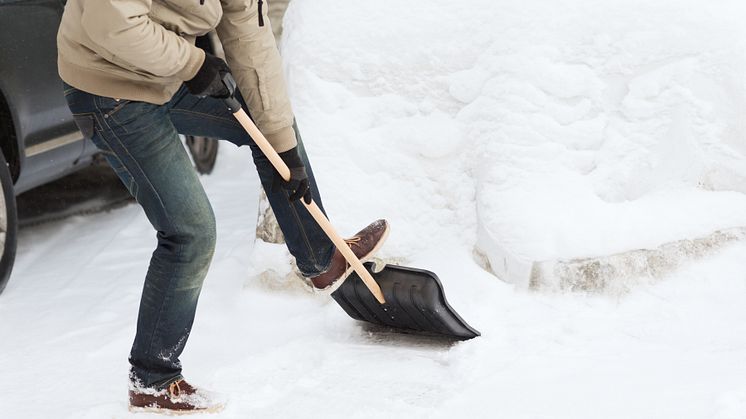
[332,263,480,340]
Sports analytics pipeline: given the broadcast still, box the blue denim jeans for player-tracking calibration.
[63,83,335,388]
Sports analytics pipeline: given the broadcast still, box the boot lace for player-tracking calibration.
[345,236,362,248]
[168,380,183,399]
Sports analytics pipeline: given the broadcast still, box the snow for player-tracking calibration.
[282,0,746,287]
[2,0,746,418]
[1,153,745,418]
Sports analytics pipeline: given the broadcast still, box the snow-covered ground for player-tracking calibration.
[2,0,746,418]
[2,146,745,419]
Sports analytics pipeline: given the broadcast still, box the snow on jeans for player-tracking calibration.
[63,83,335,388]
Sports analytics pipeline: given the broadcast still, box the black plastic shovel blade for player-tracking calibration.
[331,263,480,340]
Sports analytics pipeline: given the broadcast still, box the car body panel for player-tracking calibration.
[0,0,218,196]
[0,0,93,194]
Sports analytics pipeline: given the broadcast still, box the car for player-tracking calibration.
[0,0,221,294]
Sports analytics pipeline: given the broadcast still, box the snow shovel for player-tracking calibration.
[222,76,479,340]
[222,77,385,304]
[332,263,480,340]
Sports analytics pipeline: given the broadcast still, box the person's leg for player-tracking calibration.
[167,86,335,277]
[63,84,216,388]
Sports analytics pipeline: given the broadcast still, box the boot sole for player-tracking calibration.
[313,221,391,296]
[128,403,225,415]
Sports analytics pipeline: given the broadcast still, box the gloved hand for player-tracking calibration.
[185,52,234,98]
[274,146,312,204]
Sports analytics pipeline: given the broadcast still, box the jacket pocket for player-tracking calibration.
[254,49,288,112]
[255,68,273,111]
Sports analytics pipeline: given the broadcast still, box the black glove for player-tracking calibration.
[273,147,312,204]
[185,52,233,98]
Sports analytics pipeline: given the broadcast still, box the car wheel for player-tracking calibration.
[0,151,18,295]
[185,135,219,175]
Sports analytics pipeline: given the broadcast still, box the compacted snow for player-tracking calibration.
[1,1,746,418]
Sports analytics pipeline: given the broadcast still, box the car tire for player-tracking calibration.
[185,135,219,175]
[0,151,18,295]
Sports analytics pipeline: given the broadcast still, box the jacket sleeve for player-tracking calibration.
[80,0,205,80]
[217,0,297,152]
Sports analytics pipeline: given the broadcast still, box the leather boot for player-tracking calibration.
[310,219,390,291]
[129,378,225,414]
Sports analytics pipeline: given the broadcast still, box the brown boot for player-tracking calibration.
[129,378,225,414]
[310,219,390,291]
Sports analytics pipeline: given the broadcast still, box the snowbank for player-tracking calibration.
[282,0,746,289]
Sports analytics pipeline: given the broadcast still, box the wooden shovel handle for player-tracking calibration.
[231,108,386,304]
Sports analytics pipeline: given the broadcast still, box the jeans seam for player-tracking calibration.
[91,114,138,192]
[286,190,321,271]
[170,108,243,128]
[96,102,184,378]
[94,104,179,234]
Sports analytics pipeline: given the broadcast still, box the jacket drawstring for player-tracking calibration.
[258,0,265,27]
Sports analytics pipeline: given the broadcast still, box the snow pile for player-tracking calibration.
[281,0,746,288]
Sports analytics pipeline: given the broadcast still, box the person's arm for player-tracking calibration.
[217,0,297,152]
[80,0,205,80]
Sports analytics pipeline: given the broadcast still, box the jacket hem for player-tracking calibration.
[59,60,180,104]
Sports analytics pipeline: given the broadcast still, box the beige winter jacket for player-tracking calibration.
[57,0,296,152]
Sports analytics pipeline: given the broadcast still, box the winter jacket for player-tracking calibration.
[57,0,296,152]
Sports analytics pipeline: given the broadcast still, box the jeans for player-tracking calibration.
[63,83,335,388]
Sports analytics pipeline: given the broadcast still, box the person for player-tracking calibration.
[57,0,389,414]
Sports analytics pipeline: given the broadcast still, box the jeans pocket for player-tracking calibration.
[72,114,95,140]
[97,97,132,119]
[100,99,159,132]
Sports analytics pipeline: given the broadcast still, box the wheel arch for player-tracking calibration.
[0,89,21,184]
